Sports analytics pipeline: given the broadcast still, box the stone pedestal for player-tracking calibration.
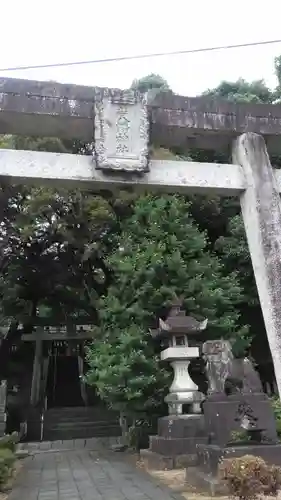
[141,414,207,470]
[185,442,281,496]
[204,392,278,445]
[184,340,281,495]
[162,346,204,414]
[185,393,281,495]
[198,442,281,475]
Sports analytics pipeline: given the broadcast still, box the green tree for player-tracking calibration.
[86,194,249,415]
[272,55,281,103]
[214,214,271,363]
[0,187,117,324]
[131,73,170,93]
[0,135,119,326]
[215,216,257,306]
[203,78,273,103]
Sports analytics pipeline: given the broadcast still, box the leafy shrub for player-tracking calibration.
[0,433,19,453]
[230,430,250,443]
[263,464,281,496]
[0,448,16,488]
[219,454,281,500]
[127,417,157,450]
[128,422,150,450]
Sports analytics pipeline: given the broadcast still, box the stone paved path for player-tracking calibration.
[9,442,184,500]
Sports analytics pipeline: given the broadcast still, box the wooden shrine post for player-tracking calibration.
[29,329,43,406]
[23,325,94,407]
[1,78,281,394]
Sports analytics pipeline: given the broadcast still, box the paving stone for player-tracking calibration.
[8,445,184,500]
[40,441,52,450]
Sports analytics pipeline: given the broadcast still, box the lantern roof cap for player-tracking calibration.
[151,299,208,339]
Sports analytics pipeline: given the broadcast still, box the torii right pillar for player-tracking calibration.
[233,132,281,397]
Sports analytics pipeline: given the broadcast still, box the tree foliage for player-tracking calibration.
[203,78,273,103]
[86,194,249,413]
[1,187,117,324]
[131,73,170,93]
[0,136,119,325]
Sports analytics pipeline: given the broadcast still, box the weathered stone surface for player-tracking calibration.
[152,414,206,452]
[141,448,195,470]
[94,88,149,173]
[2,76,281,153]
[190,345,280,495]
[203,340,263,396]
[233,132,281,397]
[149,92,281,154]
[231,357,263,394]
[0,149,248,195]
[203,393,278,446]
[8,445,183,500]
[150,435,205,459]
[157,415,205,438]
[202,340,233,395]
[147,414,206,469]
[186,441,281,497]
[197,442,281,475]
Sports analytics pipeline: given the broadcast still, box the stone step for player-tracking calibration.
[44,420,119,430]
[45,406,117,414]
[45,407,118,421]
[44,411,116,422]
[43,406,121,441]
[44,422,120,429]
[46,408,117,414]
[43,425,121,441]
[45,413,117,421]
[27,406,121,442]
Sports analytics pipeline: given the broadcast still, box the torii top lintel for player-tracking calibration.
[1,76,281,155]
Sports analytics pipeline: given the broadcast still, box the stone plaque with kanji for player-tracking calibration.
[94,88,149,173]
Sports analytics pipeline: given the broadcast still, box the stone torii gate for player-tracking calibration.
[1,77,281,395]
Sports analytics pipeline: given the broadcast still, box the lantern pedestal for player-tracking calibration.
[142,336,207,469]
[161,346,204,414]
[144,301,208,469]
[141,414,206,470]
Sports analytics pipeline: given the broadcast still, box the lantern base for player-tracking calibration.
[165,390,204,415]
[143,414,207,469]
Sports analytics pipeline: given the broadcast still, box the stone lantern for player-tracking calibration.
[152,300,207,415]
[142,300,208,470]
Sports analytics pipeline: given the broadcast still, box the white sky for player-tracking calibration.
[1,0,281,96]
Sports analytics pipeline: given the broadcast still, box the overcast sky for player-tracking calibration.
[2,0,281,96]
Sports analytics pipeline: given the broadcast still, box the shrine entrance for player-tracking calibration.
[22,322,94,409]
[43,336,88,408]
[16,322,121,441]
[46,355,83,408]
